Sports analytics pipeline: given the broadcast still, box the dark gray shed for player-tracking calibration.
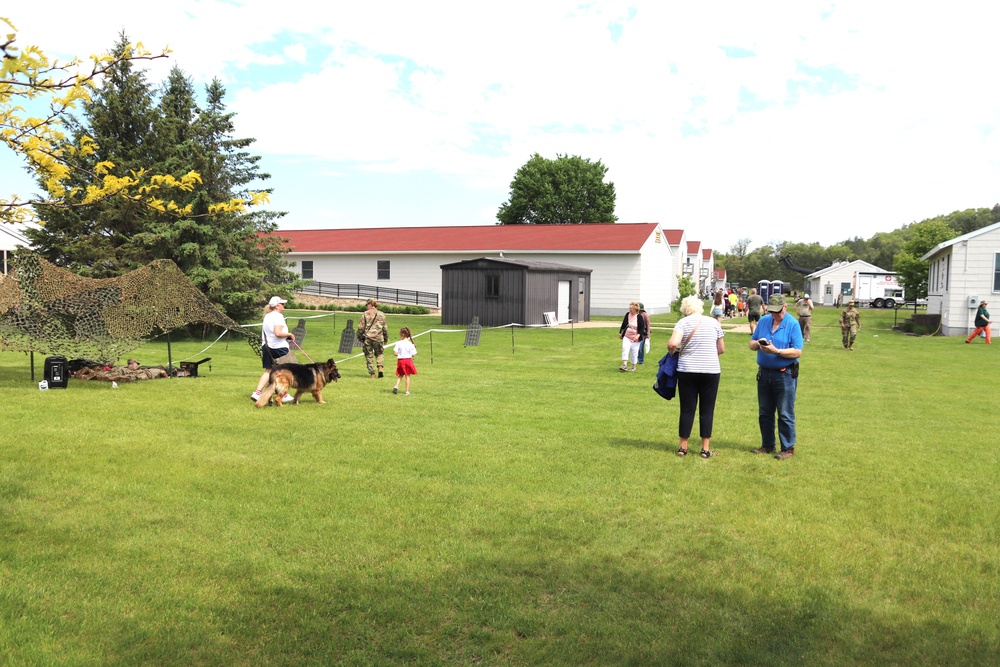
[440,257,592,327]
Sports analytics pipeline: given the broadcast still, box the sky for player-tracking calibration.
[4,1,1000,254]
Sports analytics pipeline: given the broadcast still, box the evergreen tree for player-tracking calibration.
[28,37,297,321]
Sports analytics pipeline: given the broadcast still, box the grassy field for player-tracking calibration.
[1,305,998,665]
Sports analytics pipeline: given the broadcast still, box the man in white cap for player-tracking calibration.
[251,296,296,402]
[794,292,815,342]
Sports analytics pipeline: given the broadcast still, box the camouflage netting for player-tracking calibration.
[0,249,259,363]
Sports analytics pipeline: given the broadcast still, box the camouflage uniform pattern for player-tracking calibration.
[74,365,168,382]
[840,306,861,349]
[357,307,389,375]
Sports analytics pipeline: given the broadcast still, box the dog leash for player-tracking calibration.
[288,339,315,363]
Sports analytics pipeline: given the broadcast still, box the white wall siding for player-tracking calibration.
[638,231,676,316]
[926,230,1000,336]
[668,234,686,302]
[503,253,642,316]
[292,250,656,316]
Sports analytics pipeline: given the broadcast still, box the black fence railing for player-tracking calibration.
[298,281,439,307]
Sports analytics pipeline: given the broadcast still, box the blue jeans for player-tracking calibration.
[757,367,797,451]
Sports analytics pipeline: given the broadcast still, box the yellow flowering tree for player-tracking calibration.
[0,17,263,224]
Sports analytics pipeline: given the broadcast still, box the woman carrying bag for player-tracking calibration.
[668,295,725,458]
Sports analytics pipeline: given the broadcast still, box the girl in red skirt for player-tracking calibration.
[392,327,418,395]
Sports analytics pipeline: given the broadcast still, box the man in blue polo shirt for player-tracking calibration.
[749,294,803,459]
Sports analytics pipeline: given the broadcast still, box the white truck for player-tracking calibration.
[854,272,905,308]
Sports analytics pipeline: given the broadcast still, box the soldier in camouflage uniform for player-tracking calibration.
[356,298,389,377]
[840,301,861,350]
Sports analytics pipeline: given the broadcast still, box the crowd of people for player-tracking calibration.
[619,287,1000,460]
[617,288,905,462]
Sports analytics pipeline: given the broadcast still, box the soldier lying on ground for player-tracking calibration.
[73,359,169,382]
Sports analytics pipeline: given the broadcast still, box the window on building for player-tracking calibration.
[994,253,1000,292]
[377,260,390,281]
[945,254,950,292]
[301,260,313,280]
[486,274,500,298]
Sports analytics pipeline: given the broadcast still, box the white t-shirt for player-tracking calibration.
[262,310,289,349]
[393,339,417,359]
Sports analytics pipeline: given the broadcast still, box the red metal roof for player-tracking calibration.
[686,241,701,255]
[277,223,661,253]
[663,229,684,245]
[702,248,713,260]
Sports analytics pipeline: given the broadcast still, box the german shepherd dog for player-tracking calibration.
[255,359,340,407]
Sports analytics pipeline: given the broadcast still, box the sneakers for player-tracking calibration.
[751,446,775,455]
[619,364,628,372]
[628,367,636,372]
[405,391,410,395]
[250,390,261,402]
[392,386,398,394]
[774,447,795,460]
[280,394,296,404]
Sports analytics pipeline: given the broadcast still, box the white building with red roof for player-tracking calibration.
[663,229,687,294]
[279,223,679,316]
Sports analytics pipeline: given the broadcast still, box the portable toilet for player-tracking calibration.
[758,279,771,301]
[771,280,784,297]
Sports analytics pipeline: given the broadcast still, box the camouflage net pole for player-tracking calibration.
[0,249,258,364]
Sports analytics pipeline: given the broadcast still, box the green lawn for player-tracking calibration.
[1,306,998,665]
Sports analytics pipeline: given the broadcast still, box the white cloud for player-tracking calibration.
[5,1,1000,250]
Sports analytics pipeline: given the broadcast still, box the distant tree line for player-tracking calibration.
[715,205,1000,299]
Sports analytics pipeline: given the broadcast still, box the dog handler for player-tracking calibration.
[357,298,389,378]
[251,296,296,402]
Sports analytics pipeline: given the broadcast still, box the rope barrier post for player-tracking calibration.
[430,331,433,364]
[571,319,574,346]
[511,325,515,354]
[166,331,174,377]
[30,351,34,382]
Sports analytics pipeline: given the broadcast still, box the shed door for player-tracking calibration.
[558,281,571,323]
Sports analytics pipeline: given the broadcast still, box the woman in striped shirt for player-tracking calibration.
[668,295,725,458]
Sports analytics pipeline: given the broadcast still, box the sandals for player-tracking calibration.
[676,447,687,457]
[700,449,713,458]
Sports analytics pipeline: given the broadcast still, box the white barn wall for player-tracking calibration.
[668,236,686,299]
[926,228,1000,336]
[291,253,447,300]
[504,253,643,316]
[806,260,884,306]
[290,250,662,316]
[638,233,676,316]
